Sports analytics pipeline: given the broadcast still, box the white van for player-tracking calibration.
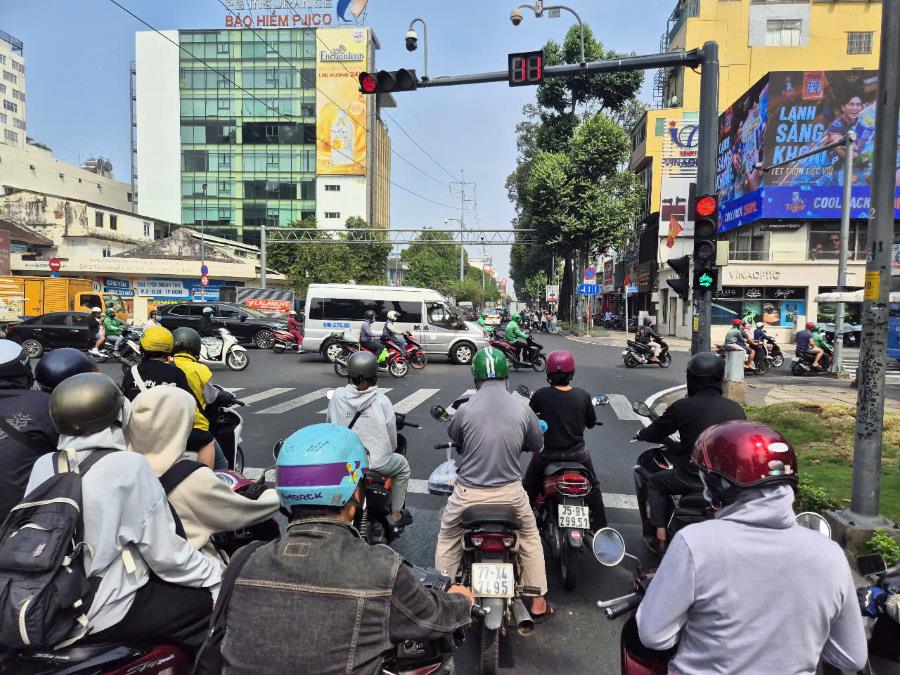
[303,284,488,365]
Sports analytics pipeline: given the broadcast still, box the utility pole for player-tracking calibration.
[200,183,207,301]
[260,220,267,289]
[831,131,855,375]
[847,0,900,525]
[449,171,475,282]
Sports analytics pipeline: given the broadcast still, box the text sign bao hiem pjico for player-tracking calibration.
[223,0,369,28]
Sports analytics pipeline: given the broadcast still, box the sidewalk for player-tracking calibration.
[563,330,694,353]
[745,379,900,414]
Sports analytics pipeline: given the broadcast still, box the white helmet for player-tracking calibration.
[91,307,102,314]
[386,310,399,321]
[756,322,764,328]
[203,306,214,315]
[289,310,296,316]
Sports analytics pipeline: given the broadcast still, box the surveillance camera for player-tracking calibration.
[510,8,523,26]
[405,29,418,52]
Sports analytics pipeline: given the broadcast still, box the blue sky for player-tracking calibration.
[4,0,670,278]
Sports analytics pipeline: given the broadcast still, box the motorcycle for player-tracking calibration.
[630,400,713,546]
[623,339,671,368]
[404,331,428,369]
[333,337,410,379]
[207,384,247,472]
[715,343,769,375]
[489,332,546,372]
[791,346,834,376]
[271,328,303,354]
[6,642,193,674]
[211,465,281,558]
[201,328,249,371]
[760,336,784,368]
[94,327,143,368]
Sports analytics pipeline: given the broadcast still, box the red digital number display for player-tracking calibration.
[508,50,543,87]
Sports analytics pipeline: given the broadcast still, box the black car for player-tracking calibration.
[156,302,286,348]
[5,311,94,358]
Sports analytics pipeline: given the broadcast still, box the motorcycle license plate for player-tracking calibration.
[558,505,590,530]
[471,563,515,598]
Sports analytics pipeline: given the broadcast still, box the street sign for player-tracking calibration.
[200,275,210,287]
[626,285,639,294]
[49,272,60,278]
[584,267,596,280]
[545,284,559,303]
[577,284,600,296]
[200,264,209,276]
[48,257,61,272]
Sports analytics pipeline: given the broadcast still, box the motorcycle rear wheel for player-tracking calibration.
[389,359,409,378]
[755,356,770,375]
[658,353,671,368]
[334,359,349,377]
[791,362,805,376]
[531,354,547,372]
[410,352,428,369]
[623,354,638,368]
[560,536,578,592]
[772,354,784,368]
[272,342,286,354]
[480,624,500,675]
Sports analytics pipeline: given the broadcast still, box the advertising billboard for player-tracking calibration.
[717,70,900,233]
[659,176,696,243]
[661,119,699,178]
[316,28,369,176]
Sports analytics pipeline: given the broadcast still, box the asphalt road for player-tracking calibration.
[99,334,686,674]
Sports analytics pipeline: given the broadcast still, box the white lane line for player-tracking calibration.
[240,388,293,405]
[391,388,440,414]
[256,387,332,415]
[317,388,393,413]
[607,394,644,422]
[224,387,244,393]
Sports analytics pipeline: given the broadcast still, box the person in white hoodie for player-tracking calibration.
[327,350,412,533]
[126,386,281,561]
[25,372,221,651]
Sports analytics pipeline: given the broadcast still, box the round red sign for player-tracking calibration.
[48,257,61,272]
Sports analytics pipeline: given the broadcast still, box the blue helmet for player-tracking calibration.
[275,423,368,509]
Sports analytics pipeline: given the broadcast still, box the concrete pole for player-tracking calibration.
[831,131,855,375]
[458,173,466,283]
[848,0,900,524]
[260,221,267,290]
[200,184,207,302]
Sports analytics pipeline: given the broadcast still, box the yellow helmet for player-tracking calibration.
[140,325,174,354]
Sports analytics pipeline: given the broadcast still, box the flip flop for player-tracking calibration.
[390,510,414,535]
[530,600,556,624]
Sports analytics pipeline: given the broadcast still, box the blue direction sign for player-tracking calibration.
[626,285,639,294]
[578,283,600,296]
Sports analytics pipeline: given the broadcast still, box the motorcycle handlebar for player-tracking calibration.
[434,442,456,450]
[602,594,642,620]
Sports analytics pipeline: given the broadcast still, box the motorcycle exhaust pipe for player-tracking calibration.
[510,597,534,637]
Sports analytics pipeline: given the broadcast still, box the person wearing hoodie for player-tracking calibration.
[25,372,221,650]
[126,386,281,561]
[637,421,867,675]
[327,350,411,533]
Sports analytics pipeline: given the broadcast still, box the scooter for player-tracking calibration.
[207,384,247,472]
[211,464,281,558]
[93,327,143,368]
[201,328,249,371]
[760,336,784,368]
[791,346,834,376]
[715,344,768,375]
[404,331,428,369]
[333,337,410,379]
[622,339,671,368]
[271,328,303,353]
[489,332,547,372]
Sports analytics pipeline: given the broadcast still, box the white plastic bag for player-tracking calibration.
[428,449,457,496]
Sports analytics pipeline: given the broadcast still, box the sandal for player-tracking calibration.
[530,600,556,624]
[389,509,413,535]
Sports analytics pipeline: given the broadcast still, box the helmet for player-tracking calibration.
[50,372,124,436]
[172,327,202,357]
[756,322,764,328]
[203,306,214,315]
[364,310,376,322]
[386,310,399,321]
[289,310,296,316]
[686,351,724,394]
[140,326,174,354]
[643,317,653,327]
[511,313,521,322]
[347,350,377,381]
[806,322,816,330]
[546,350,575,386]
[34,348,96,391]
[91,307,101,314]
[472,346,509,381]
[105,308,115,317]
[731,319,743,327]
[275,423,368,508]
[0,339,32,380]
[692,421,798,505]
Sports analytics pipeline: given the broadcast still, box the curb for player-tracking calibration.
[637,384,687,428]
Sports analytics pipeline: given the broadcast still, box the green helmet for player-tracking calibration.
[472,346,509,381]
[105,308,115,317]
[511,313,521,322]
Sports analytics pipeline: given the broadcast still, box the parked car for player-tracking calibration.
[156,302,287,348]
[5,311,94,357]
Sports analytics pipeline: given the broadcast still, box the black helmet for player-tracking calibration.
[364,310,376,322]
[347,350,378,382]
[172,327,202,357]
[34,348,96,392]
[0,339,31,381]
[686,351,725,394]
[50,372,123,436]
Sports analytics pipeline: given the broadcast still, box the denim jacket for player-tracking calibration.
[221,518,471,674]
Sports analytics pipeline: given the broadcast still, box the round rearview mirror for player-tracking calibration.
[592,527,626,567]
[593,394,610,406]
[326,389,334,400]
[632,401,652,417]
[516,384,532,398]
[272,439,285,460]
[430,404,449,422]
[795,512,832,538]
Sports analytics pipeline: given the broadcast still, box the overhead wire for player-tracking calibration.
[382,112,458,182]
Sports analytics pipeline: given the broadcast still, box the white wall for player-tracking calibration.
[135,30,181,224]
[316,175,367,226]
[748,3,810,47]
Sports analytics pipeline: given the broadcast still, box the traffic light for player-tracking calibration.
[666,255,691,301]
[358,69,418,94]
[692,194,718,291]
[693,267,718,291]
[508,50,543,87]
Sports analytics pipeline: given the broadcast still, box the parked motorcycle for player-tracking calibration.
[94,327,143,368]
[489,332,546,372]
[791,346,834,376]
[207,384,247,472]
[623,338,671,368]
[333,336,410,379]
[271,327,303,353]
[201,328,250,371]
[404,331,428,369]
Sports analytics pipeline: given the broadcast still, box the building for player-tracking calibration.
[0,30,25,148]
[619,0,884,341]
[135,23,392,244]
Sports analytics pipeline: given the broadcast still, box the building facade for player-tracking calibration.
[0,30,25,148]
[135,25,391,243]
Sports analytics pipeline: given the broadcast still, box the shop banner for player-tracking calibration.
[659,177,695,240]
[316,28,369,175]
[0,231,9,276]
[661,120,699,177]
[602,260,614,292]
[245,297,293,313]
[102,277,134,298]
[134,277,224,301]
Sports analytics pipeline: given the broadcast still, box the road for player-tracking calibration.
[98,333,685,673]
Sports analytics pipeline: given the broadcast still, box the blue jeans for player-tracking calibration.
[213,439,229,470]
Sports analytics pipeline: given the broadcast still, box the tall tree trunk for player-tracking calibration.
[559,250,573,323]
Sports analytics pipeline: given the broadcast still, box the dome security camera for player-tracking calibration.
[405,29,418,52]
[510,8,524,26]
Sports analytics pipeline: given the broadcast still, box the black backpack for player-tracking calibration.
[0,449,113,650]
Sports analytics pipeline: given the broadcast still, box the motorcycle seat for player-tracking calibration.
[461,504,522,530]
[678,493,709,509]
[543,461,588,476]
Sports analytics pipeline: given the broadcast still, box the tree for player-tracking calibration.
[345,216,391,285]
[401,230,461,295]
[523,270,549,305]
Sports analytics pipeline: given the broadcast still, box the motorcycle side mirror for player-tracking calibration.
[795,512,832,538]
[272,439,285,460]
[857,553,888,576]
[631,401,653,418]
[592,527,627,567]
[430,404,450,422]
[516,384,532,399]
[593,394,610,406]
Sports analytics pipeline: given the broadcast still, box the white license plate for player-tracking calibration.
[471,563,515,598]
[558,505,590,530]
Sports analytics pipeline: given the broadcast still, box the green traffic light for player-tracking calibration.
[698,273,713,288]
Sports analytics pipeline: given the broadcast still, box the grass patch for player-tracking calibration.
[745,402,900,523]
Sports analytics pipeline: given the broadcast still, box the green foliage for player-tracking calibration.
[864,530,900,567]
[522,270,549,304]
[794,478,839,514]
[345,216,391,286]
[401,230,460,295]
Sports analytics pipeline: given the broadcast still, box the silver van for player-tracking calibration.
[303,284,488,365]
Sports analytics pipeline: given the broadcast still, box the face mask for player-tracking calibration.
[699,471,714,504]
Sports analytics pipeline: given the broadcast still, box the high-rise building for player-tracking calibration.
[135,25,392,245]
[0,29,25,148]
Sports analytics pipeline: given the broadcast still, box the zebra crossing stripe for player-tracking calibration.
[317,389,393,413]
[391,388,440,414]
[240,388,294,405]
[256,387,333,415]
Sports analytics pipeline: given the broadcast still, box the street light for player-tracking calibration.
[510,1,586,64]
[200,183,207,301]
[443,217,465,282]
[405,18,429,81]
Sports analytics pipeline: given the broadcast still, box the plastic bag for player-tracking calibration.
[428,450,457,496]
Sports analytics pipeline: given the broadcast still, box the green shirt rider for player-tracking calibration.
[102,309,126,353]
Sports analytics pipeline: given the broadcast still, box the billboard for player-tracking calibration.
[659,176,695,244]
[316,28,369,176]
[717,70,900,233]
[661,120,699,177]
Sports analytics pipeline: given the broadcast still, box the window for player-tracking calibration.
[217,306,243,318]
[0,55,5,65]
[2,71,16,84]
[325,184,340,192]
[101,248,112,258]
[217,98,230,111]
[2,100,16,113]
[0,84,4,95]
[218,153,231,168]
[188,305,209,317]
[4,129,17,142]
[219,181,231,196]
[95,212,104,228]
[426,302,461,329]
[13,118,24,130]
[301,181,315,200]
[168,304,191,316]
[217,41,230,54]
[109,215,118,231]
[766,19,801,47]
[128,192,133,203]
[712,287,806,328]
[324,211,341,219]
[323,299,368,321]
[244,180,297,199]
[182,150,208,172]
[143,222,152,237]
[847,32,873,55]
[373,300,423,324]
[0,113,6,125]
[11,61,23,74]
[724,225,769,261]
[12,89,23,102]
[808,222,867,261]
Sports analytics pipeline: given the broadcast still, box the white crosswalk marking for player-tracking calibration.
[607,394,644,422]
[841,358,900,382]
[256,387,332,415]
[391,388,439,414]
[224,387,244,393]
[240,387,293,405]
[317,388,393,413]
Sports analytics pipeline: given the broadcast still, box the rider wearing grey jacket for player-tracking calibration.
[636,421,866,675]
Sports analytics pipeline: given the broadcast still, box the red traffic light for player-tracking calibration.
[695,195,717,218]
[359,72,377,94]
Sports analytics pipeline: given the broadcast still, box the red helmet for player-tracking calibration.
[692,421,798,490]
[806,322,816,330]
[731,319,743,327]
[546,350,575,374]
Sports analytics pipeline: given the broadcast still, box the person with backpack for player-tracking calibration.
[172,327,224,468]
[17,372,221,651]
[126,386,280,562]
[0,340,59,522]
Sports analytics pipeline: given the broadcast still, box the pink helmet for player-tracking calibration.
[546,350,575,374]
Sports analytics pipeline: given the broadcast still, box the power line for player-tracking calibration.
[383,112,458,182]
[106,0,455,210]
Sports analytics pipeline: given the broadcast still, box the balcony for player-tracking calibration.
[666,0,699,46]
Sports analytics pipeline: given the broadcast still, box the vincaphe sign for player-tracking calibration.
[224,0,368,27]
[715,70,900,233]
